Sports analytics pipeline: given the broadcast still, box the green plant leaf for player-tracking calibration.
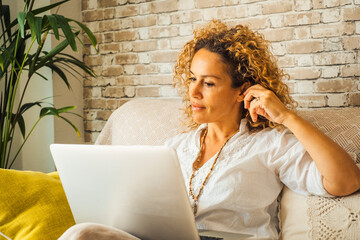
[56,61,82,79]
[16,114,26,138]
[19,102,42,114]
[1,5,12,40]
[46,15,59,40]
[33,17,43,45]
[59,115,80,137]
[52,53,96,77]
[40,107,59,118]
[57,105,76,113]
[0,54,3,71]
[55,14,77,51]
[31,0,70,16]
[17,12,27,38]
[70,19,97,48]
[36,38,69,70]
[9,113,26,138]
[45,62,70,89]
[26,12,36,42]
[32,70,49,81]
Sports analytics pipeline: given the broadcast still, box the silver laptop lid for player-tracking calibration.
[50,144,200,240]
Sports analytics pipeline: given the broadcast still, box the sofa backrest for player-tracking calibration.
[96,99,360,163]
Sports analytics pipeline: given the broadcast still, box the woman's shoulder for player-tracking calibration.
[164,129,197,149]
[246,125,294,148]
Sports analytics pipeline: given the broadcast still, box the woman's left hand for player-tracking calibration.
[243,84,294,124]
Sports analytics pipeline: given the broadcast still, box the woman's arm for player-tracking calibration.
[244,85,360,196]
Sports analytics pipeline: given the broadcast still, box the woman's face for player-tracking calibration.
[189,48,243,125]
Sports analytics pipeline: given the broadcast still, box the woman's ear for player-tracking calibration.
[237,82,251,102]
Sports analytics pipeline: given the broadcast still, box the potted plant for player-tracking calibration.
[0,0,97,169]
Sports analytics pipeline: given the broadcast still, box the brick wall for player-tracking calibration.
[82,0,360,143]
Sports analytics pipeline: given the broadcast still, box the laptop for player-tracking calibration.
[50,144,253,240]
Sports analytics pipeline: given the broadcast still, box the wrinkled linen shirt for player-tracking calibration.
[165,118,331,239]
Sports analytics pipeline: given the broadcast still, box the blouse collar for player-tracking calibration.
[193,118,249,149]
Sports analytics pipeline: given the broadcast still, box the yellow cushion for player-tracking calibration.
[0,169,75,240]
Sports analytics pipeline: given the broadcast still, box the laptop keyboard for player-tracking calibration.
[200,236,224,240]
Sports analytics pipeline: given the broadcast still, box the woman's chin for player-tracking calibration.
[192,117,207,125]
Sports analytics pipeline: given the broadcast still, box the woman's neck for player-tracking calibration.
[206,121,240,143]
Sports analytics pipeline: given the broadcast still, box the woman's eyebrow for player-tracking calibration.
[189,70,221,79]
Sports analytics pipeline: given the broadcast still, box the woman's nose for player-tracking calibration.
[190,81,202,99]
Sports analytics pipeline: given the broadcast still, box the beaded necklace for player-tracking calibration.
[188,127,238,216]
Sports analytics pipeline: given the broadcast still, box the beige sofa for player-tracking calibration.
[96,98,360,240]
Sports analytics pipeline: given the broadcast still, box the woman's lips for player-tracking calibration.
[191,103,205,111]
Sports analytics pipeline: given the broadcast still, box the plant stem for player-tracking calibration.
[8,117,43,169]
[4,37,36,168]
[0,29,22,168]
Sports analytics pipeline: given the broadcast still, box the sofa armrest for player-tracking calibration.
[280,164,360,239]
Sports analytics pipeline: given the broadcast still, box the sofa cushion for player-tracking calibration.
[280,107,360,239]
[297,108,360,163]
[0,169,75,240]
[95,99,184,145]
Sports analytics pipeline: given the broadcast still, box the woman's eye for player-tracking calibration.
[205,82,214,87]
[189,77,196,82]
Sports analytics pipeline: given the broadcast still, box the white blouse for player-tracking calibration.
[165,118,332,239]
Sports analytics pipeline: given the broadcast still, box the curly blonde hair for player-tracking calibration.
[173,20,297,131]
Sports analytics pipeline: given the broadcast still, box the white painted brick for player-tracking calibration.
[292,94,327,107]
[295,81,314,93]
[139,3,151,15]
[271,42,287,56]
[247,4,262,16]
[120,42,133,52]
[270,15,285,28]
[138,28,149,40]
[321,9,340,23]
[103,55,113,66]
[295,26,311,39]
[296,55,313,66]
[90,87,102,98]
[84,110,96,121]
[138,53,151,63]
[158,14,171,25]
[90,46,98,55]
[295,0,312,11]
[119,19,133,29]
[158,39,171,49]
[179,0,195,10]
[327,93,348,106]
[322,66,340,78]
[324,0,340,7]
[203,8,218,21]
[124,86,135,97]
[123,65,136,74]
[87,0,98,10]
[87,21,99,33]
[314,52,355,65]
[324,37,342,51]
[356,21,360,34]
[179,24,193,36]
[170,36,192,49]
[159,63,174,73]
[160,85,178,97]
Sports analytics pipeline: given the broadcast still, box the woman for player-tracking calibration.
[60,20,360,239]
